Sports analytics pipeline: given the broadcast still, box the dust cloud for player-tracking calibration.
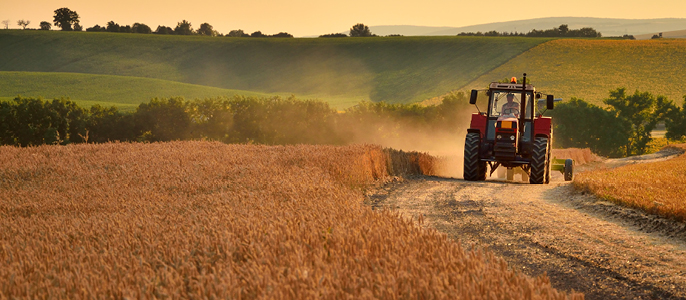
[344,116,472,179]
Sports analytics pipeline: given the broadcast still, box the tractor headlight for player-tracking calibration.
[497,135,502,139]
[510,135,515,141]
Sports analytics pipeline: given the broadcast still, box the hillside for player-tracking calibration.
[464,39,686,106]
[0,30,547,106]
[368,17,686,37]
[635,29,686,40]
[0,71,274,112]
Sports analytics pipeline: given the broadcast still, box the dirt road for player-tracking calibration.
[368,153,686,299]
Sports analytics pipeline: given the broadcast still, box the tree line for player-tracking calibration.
[2,90,685,158]
[457,24,611,38]
[9,8,389,38]
[14,7,294,37]
[0,94,472,147]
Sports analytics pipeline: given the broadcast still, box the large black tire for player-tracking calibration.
[564,159,574,181]
[464,133,486,181]
[529,137,549,184]
[545,139,552,184]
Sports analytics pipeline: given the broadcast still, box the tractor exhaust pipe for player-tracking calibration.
[520,73,526,137]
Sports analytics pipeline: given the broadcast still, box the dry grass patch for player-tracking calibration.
[574,144,686,221]
[0,142,579,299]
[551,148,602,166]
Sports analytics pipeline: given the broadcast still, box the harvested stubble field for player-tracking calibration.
[0,142,579,299]
[574,144,686,221]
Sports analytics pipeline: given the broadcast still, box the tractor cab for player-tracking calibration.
[463,74,573,184]
[473,78,549,163]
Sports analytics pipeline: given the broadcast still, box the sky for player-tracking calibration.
[1,0,685,36]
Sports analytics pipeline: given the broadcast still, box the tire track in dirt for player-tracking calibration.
[370,174,686,299]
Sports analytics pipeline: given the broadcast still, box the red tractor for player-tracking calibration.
[464,73,573,184]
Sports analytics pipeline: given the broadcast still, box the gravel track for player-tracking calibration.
[368,150,686,299]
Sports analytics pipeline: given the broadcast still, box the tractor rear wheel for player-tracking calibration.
[464,132,486,181]
[545,140,552,184]
[530,137,549,184]
[564,159,574,181]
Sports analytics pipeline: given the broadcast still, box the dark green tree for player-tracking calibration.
[86,24,106,32]
[548,98,630,157]
[227,29,246,37]
[154,25,174,34]
[665,96,686,140]
[46,98,88,144]
[106,21,120,32]
[132,23,152,34]
[0,100,16,145]
[186,98,233,142]
[53,7,79,31]
[196,23,214,36]
[350,23,373,37]
[271,32,293,38]
[119,25,132,33]
[134,98,191,141]
[319,33,347,38]
[174,20,193,35]
[87,105,136,143]
[73,22,82,31]
[250,31,265,37]
[604,88,674,156]
[39,21,51,30]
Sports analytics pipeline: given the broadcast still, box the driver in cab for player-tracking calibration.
[501,93,519,117]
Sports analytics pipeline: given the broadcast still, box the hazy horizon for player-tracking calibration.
[2,0,685,36]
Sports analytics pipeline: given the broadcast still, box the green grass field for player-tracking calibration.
[0,71,277,112]
[465,39,686,106]
[3,30,686,110]
[0,30,548,106]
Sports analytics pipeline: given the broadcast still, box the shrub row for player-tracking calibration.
[0,94,474,147]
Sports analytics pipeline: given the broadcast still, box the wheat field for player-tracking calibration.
[574,144,686,221]
[0,142,579,299]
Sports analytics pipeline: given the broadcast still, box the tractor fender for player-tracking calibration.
[533,117,552,139]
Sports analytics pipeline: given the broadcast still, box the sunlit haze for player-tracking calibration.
[1,0,685,36]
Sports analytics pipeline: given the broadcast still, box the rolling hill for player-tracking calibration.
[3,30,686,112]
[464,39,686,106]
[0,30,548,107]
[367,17,686,37]
[635,29,686,40]
[0,71,276,112]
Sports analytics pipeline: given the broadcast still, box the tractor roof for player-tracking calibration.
[489,82,535,92]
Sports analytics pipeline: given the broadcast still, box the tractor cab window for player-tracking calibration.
[489,91,534,119]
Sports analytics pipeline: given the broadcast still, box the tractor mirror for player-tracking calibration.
[546,95,554,110]
[470,90,478,105]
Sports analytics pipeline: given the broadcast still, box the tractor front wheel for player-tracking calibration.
[529,137,550,184]
[464,132,486,181]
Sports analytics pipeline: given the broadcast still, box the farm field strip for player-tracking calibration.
[0,71,276,110]
[465,39,686,106]
[573,144,686,221]
[0,142,577,299]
